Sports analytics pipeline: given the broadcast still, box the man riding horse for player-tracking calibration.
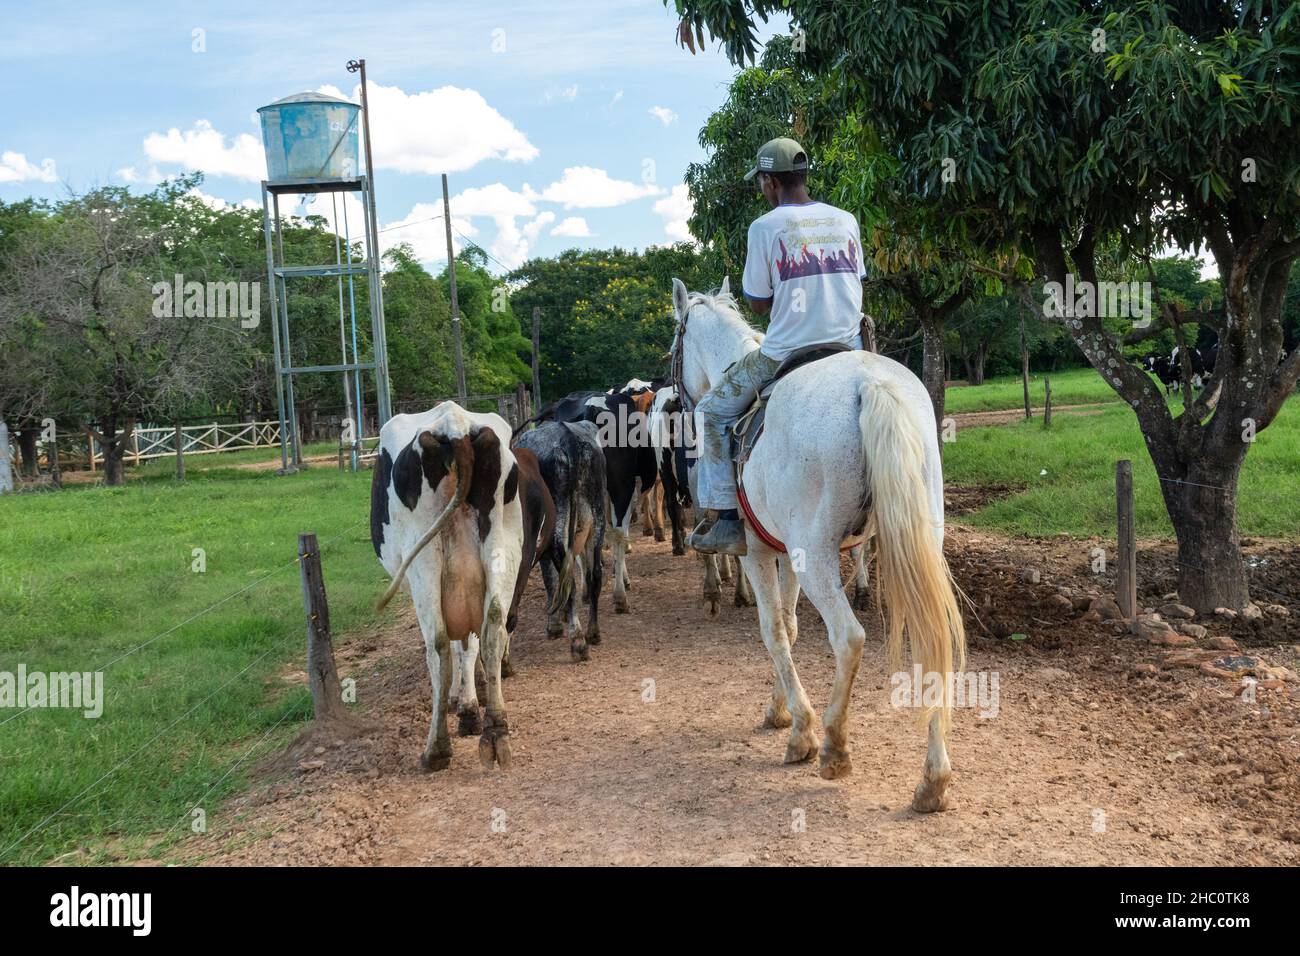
[688,137,868,556]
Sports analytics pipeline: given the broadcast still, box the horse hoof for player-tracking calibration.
[672,545,686,556]
[818,748,853,780]
[587,630,601,646]
[457,708,481,737]
[911,779,952,813]
[783,734,818,765]
[614,600,630,615]
[546,624,564,639]
[654,530,666,542]
[571,639,589,662]
[642,526,654,537]
[501,657,515,679]
[734,590,754,608]
[762,707,791,730]
[703,595,721,618]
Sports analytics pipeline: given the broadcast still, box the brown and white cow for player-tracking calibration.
[371,402,554,771]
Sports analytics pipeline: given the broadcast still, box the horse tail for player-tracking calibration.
[857,379,966,732]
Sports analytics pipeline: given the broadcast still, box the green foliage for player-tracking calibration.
[508,244,718,398]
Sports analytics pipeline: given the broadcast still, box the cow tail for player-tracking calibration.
[375,435,474,612]
[547,497,579,616]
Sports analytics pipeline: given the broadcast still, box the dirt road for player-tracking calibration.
[182,524,1300,866]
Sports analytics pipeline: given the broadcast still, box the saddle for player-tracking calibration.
[731,342,854,467]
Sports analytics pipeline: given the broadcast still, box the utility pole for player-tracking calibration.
[532,306,542,406]
[442,172,468,404]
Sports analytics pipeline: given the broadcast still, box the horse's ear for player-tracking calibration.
[671,277,689,320]
[719,275,730,295]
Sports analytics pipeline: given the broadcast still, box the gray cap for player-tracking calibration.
[744,137,810,180]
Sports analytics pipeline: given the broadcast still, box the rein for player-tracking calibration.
[669,303,694,416]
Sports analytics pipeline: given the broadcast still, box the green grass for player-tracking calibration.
[944,366,1123,413]
[0,457,381,865]
[945,396,1300,539]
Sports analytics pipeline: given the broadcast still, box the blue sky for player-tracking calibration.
[1,0,788,272]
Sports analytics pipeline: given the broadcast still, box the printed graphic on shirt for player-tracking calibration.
[775,236,860,280]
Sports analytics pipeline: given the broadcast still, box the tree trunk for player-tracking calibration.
[1161,459,1251,613]
[919,316,946,432]
[16,428,40,477]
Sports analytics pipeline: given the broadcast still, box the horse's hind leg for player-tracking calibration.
[797,551,866,780]
[912,713,953,812]
[762,556,801,728]
[742,549,818,763]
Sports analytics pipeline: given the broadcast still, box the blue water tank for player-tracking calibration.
[257,91,361,182]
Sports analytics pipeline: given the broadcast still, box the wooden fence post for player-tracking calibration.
[1042,376,1052,429]
[1116,460,1137,620]
[87,429,96,472]
[298,533,348,722]
[0,422,12,494]
[514,381,528,428]
[531,306,542,407]
[174,422,185,481]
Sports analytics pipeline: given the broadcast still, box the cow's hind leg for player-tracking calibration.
[586,526,604,646]
[411,590,453,771]
[453,633,482,737]
[848,543,870,611]
[733,555,755,607]
[741,547,818,764]
[701,553,722,617]
[797,550,866,780]
[540,542,564,639]
[478,593,513,770]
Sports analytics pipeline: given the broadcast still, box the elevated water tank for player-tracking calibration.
[257,91,361,182]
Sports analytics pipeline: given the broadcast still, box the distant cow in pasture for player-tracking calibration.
[513,420,607,660]
[1143,343,1217,394]
[371,402,554,771]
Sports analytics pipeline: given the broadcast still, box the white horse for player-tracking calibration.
[671,278,966,811]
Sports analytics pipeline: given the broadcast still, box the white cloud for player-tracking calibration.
[544,84,579,103]
[142,120,265,181]
[551,216,592,238]
[325,82,537,175]
[526,166,663,209]
[608,89,624,107]
[648,106,678,126]
[0,151,57,184]
[186,187,259,212]
[523,211,556,246]
[654,184,694,243]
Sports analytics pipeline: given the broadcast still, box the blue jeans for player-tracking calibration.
[694,348,781,510]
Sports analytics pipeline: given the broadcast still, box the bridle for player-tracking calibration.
[669,298,696,416]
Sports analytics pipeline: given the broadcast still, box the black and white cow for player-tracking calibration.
[647,385,756,615]
[1143,343,1217,394]
[513,420,606,660]
[371,402,554,771]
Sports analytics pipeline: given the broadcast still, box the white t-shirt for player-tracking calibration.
[741,201,866,361]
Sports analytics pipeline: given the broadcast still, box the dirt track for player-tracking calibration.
[181,521,1300,867]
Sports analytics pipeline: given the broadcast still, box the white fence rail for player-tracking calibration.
[93,420,282,465]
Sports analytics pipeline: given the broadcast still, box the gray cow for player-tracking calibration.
[513,421,607,660]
